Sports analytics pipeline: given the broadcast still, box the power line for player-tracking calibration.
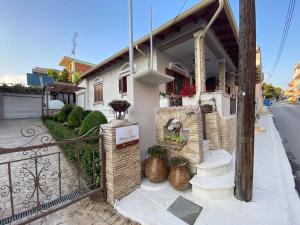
[170,0,189,26]
[270,0,297,79]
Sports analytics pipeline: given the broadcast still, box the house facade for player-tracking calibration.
[59,56,95,82]
[77,0,240,158]
[285,61,300,103]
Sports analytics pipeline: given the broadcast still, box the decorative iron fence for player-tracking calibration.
[0,125,106,225]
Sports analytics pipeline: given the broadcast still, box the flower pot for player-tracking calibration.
[168,164,190,190]
[200,104,213,113]
[145,157,168,183]
[110,119,128,127]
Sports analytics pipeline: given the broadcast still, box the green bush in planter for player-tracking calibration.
[57,104,74,123]
[68,106,84,128]
[79,110,108,135]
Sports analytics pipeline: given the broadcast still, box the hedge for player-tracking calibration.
[57,104,74,123]
[68,106,84,128]
[42,119,100,188]
[80,110,107,135]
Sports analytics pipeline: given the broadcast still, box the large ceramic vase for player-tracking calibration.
[145,157,168,183]
[168,164,190,190]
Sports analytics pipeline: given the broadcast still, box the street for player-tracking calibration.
[270,102,300,195]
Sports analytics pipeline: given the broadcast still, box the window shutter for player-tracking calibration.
[123,76,127,93]
[165,68,174,95]
[119,78,123,93]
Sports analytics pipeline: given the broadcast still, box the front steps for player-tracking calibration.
[190,142,234,200]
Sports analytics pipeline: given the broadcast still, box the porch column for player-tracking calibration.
[229,72,237,98]
[194,30,206,93]
[218,59,226,92]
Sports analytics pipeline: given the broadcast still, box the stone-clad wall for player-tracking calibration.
[220,116,236,153]
[205,112,236,153]
[155,106,204,173]
[101,123,141,206]
[205,112,222,150]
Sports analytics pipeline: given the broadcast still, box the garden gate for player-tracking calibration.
[0,125,106,225]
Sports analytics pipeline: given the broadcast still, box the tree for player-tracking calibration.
[48,69,59,81]
[263,83,282,99]
[58,69,70,83]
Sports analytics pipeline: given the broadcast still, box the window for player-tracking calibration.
[94,82,103,103]
[119,76,127,93]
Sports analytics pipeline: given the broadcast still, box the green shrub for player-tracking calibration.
[80,110,107,135]
[41,115,54,121]
[147,145,167,158]
[53,113,59,121]
[82,110,92,120]
[42,119,100,187]
[68,106,84,128]
[57,104,74,123]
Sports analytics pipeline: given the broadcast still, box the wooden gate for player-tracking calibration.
[0,125,106,225]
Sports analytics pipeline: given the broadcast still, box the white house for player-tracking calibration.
[76,0,240,159]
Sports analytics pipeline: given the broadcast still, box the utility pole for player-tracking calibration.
[128,0,134,76]
[235,0,256,202]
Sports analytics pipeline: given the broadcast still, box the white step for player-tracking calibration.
[190,170,234,200]
[197,149,232,177]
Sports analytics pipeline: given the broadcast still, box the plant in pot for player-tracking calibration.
[108,99,131,126]
[200,97,215,113]
[145,145,169,183]
[168,156,190,190]
[180,84,197,106]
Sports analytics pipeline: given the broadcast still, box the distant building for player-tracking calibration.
[27,67,59,87]
[285,61,300,103]
[255,46,264,114]
[58,56,95,82]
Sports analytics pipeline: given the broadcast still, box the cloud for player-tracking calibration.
[0,73,27,85]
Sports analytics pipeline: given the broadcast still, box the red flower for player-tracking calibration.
[180,84,196,97]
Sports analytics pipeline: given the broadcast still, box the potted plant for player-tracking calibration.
[145,145,169,183]
[108,99,131,126]
[168,156,190,190]
[200,97,215,113]
[180,84,197,106]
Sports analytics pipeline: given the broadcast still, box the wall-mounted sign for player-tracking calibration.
[116,125,139,150]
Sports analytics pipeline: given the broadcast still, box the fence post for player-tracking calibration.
[101,123,141,206]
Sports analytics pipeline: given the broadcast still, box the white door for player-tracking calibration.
[3,94,42,119]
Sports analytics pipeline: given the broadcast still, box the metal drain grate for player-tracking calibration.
[0,189,88,225]
[167,196,203,225]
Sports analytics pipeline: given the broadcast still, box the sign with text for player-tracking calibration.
[115,125,139,150]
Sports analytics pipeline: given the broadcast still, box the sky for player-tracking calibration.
[0,0,299,89]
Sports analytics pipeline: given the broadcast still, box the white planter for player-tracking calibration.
[182,95,198,106]
[160,96,170,108]
[110,119,129,127]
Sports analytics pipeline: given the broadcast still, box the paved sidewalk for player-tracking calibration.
[116,115,300,225]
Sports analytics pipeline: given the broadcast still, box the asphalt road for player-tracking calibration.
[270,102,300,195]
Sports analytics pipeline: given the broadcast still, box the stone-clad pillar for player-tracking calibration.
[194,30,206,94]
[101,123,141,206]
[218,59,226,93]
[229,72,237,98]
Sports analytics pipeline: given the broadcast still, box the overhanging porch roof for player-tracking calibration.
[80,0,239,81]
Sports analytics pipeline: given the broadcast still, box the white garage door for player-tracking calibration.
[77,92,85,109]
[3,93,42,119]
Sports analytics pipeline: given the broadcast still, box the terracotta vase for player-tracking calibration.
[145,157,168,183]
[168,165,190,190]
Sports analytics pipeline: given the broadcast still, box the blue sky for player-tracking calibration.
[0,0,299,89]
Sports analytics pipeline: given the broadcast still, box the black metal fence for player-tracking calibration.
[0,125,106,225]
